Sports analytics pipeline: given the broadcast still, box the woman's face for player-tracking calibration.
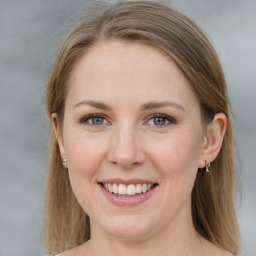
[57,41,207,240]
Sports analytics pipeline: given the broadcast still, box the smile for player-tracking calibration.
[98,180,159,207]
[102,183,156,196]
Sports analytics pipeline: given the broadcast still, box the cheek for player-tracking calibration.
[62,129,109,209]
[146,127,203,204]
[64,128,107,177]
[149,130,202,176]
[145,129,202,223]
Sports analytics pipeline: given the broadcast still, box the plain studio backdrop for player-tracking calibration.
[0,1,255,256]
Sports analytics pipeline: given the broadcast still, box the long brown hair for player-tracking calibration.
[43,1,240,254]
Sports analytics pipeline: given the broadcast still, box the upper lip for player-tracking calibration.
[99,178,158,185]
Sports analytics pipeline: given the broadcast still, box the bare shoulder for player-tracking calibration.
[55,242,87,256]
[55,248,78,256]
[55,249,76,256]
[201,238,233,256]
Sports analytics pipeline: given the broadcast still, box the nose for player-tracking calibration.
[107,126,146,170]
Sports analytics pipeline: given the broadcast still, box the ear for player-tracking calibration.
[198,113,227,168]
[51,113,66,159]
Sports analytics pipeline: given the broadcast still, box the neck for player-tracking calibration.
[83,207,203,256]
[86,229,202,256]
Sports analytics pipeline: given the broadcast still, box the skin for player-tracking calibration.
[52,41,230,256]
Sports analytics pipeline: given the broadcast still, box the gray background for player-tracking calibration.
[0,0,255,255]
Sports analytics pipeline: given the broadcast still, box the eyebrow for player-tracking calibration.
[73,100,111,110]
[140,101,185,111]
[73,100,185,111]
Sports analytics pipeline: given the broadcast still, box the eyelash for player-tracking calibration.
[79,113,176,128]
[146,113,176,127]
[79,114,109,127]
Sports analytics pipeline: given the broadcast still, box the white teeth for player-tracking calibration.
[127,184,136,195]
[102,182,154,196]
[113,183,118,194]
[118,184,126,195]
[136,184,142,193]
[142,184,148,193]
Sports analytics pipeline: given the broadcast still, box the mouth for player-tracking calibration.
[99,182,158,197]
[97,178,159,206]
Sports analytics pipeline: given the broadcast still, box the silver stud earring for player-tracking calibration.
[62,158,68,168]
[205,160,210,173]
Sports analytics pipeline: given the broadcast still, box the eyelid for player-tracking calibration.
[145,113,176,126]
[79,113,176,128]
[79,113,111,127]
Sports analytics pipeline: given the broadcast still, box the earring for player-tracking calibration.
[62,158,68,168]
[205,160,210,173]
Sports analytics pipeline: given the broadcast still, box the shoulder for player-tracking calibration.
[53,251,72,256]
[53,243,86,256]
[200,237,233,256]
[54,252,71,256]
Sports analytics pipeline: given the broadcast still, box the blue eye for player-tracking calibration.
[147,114,176,127]
[79,114,108,126]
[79,113,176,128]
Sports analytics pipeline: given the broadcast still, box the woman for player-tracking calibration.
[43,1,240,255]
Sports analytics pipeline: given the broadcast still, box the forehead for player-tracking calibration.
[66,41,199,111]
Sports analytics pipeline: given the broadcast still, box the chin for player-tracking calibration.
[101,214,156,241]
[107,227,153,241]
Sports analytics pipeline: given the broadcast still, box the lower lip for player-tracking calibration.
[99,184,158,207]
